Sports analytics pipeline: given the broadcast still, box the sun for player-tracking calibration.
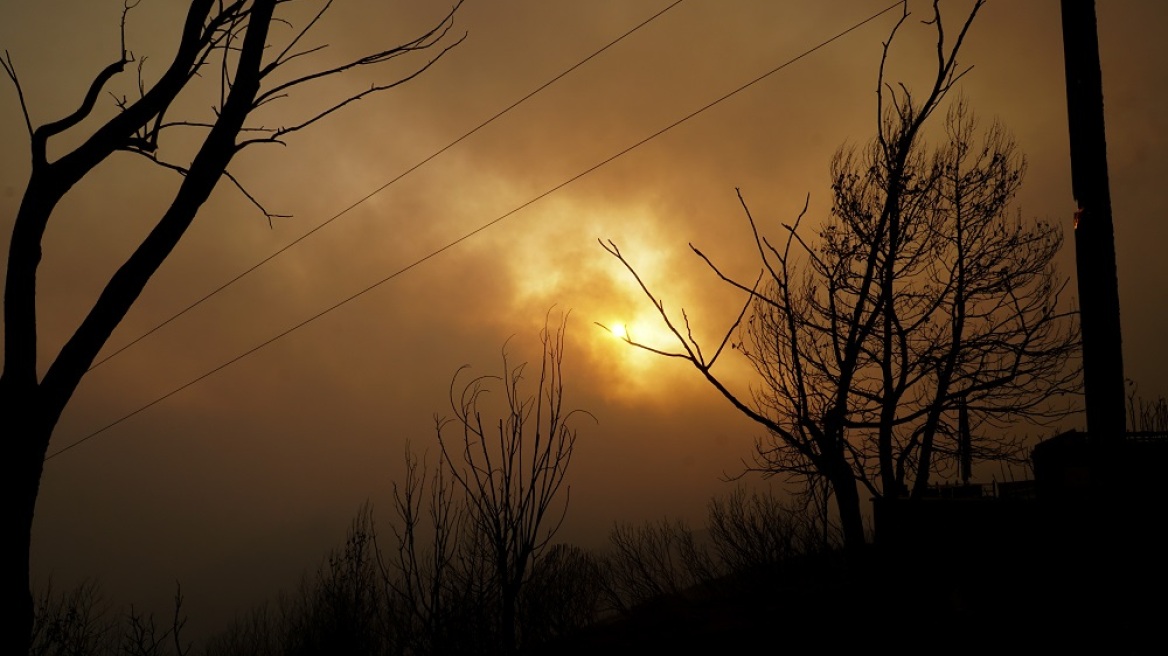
[610,322,628,340]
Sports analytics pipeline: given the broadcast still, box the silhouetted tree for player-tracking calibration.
[1,1,463,651]
[518,544,605,645]
[28,580,113,656]
[203,319,589,656]
[436,314,591,654]
[383,445,465,655]
[605,0,1078,549]
[1126,381,1167,433]
[304,507,388,655]
[203,506,396,656]
[707,487,832,576]
[598,488,832,615]
[601,518,715,612]
[29,579,190,656]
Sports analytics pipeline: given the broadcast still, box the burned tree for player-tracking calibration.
[436,314,590,654]
[1,1,463,651]
[735,99,1079,508]
[605,0,1078,549]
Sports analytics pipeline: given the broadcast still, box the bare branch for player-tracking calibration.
[223,170,291,226]
[249,1,465,143]
[34,54,131,152]
[263,35,466,143]
[1,51,34,139]
[268,0,334,70]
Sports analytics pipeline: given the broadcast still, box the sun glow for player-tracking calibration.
[595,317,678,365]
[497,197,707,401]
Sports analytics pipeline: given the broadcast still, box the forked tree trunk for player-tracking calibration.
[3,6,275,652]
[4,2,465,653]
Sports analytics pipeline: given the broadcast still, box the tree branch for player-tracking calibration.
[1,51,34,140]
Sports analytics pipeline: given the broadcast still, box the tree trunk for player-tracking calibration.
[3,8,274,652]
[825,454,866,552]
[501,585,517,656]
[1,381,53,656]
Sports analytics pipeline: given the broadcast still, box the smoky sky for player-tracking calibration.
[2,0,1165,639]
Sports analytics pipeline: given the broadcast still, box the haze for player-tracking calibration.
[1,0,1164,639]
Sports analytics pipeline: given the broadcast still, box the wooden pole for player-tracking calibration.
[1060,0,1126,441]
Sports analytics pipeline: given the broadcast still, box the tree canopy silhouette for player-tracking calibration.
[604,0,1079,549]
[1,1,463,652]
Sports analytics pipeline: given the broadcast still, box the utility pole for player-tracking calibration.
[1061,0,1126,442]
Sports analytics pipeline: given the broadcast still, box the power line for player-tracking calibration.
[87,0,688,373]
[47,0,903,461]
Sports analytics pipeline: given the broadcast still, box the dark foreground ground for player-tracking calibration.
[535,515,1166,655]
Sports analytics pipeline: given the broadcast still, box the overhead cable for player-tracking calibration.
[48,0,903,461]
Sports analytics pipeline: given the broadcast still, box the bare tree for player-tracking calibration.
[602,518,716,613]
[29,579,190,656]
[119,585,192,656]
[29,580,114,656]
[1126,381,1167,434]
[604,0,1078,550]
[707,487,832,575]
[1,1,464,651]
[518,544,605,645]
[383,445,464,655]
[200,317,589,655]
[737,98,1080,501]
[436,314,590,654]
